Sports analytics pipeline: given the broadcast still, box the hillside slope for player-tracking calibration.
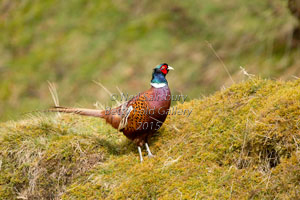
[0,79,299,199]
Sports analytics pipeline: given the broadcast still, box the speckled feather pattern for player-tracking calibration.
[101,85,171,146]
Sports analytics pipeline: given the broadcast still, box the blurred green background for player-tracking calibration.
[0,0,299,121]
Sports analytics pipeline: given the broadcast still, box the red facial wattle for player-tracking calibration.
[160,65,168,75]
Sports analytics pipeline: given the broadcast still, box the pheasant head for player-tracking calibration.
[151,63,174,88]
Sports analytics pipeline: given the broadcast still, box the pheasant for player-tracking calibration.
[50,63,174,162]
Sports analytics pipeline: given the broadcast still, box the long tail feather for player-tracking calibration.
[49,106,104,118]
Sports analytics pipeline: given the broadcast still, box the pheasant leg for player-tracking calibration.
[145,143,154,157]
[138,146,143,162]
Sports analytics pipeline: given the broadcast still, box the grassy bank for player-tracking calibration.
[0,78,299,199]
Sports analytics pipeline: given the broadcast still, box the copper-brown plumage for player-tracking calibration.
[49,63,174,162]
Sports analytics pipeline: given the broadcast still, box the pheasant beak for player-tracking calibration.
[168,66,174,70]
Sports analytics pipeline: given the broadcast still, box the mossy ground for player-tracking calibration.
[1,79,300,199]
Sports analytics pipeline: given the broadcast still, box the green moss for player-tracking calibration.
[1,79,300,199]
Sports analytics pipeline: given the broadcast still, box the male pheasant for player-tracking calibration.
[50,63,174,162]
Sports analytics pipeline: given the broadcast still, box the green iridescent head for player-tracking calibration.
[151,63,174,84]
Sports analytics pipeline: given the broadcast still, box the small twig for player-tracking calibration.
[116,86,126,104]
[93,80,121,105]
[47,81,60,107]
[206,41,235,84]
[47,81,61,117]
[230,181,234,199]
[240,66,255,79]
[266,172,271,189]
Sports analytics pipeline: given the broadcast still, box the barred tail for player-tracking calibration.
[49,106,104,118]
